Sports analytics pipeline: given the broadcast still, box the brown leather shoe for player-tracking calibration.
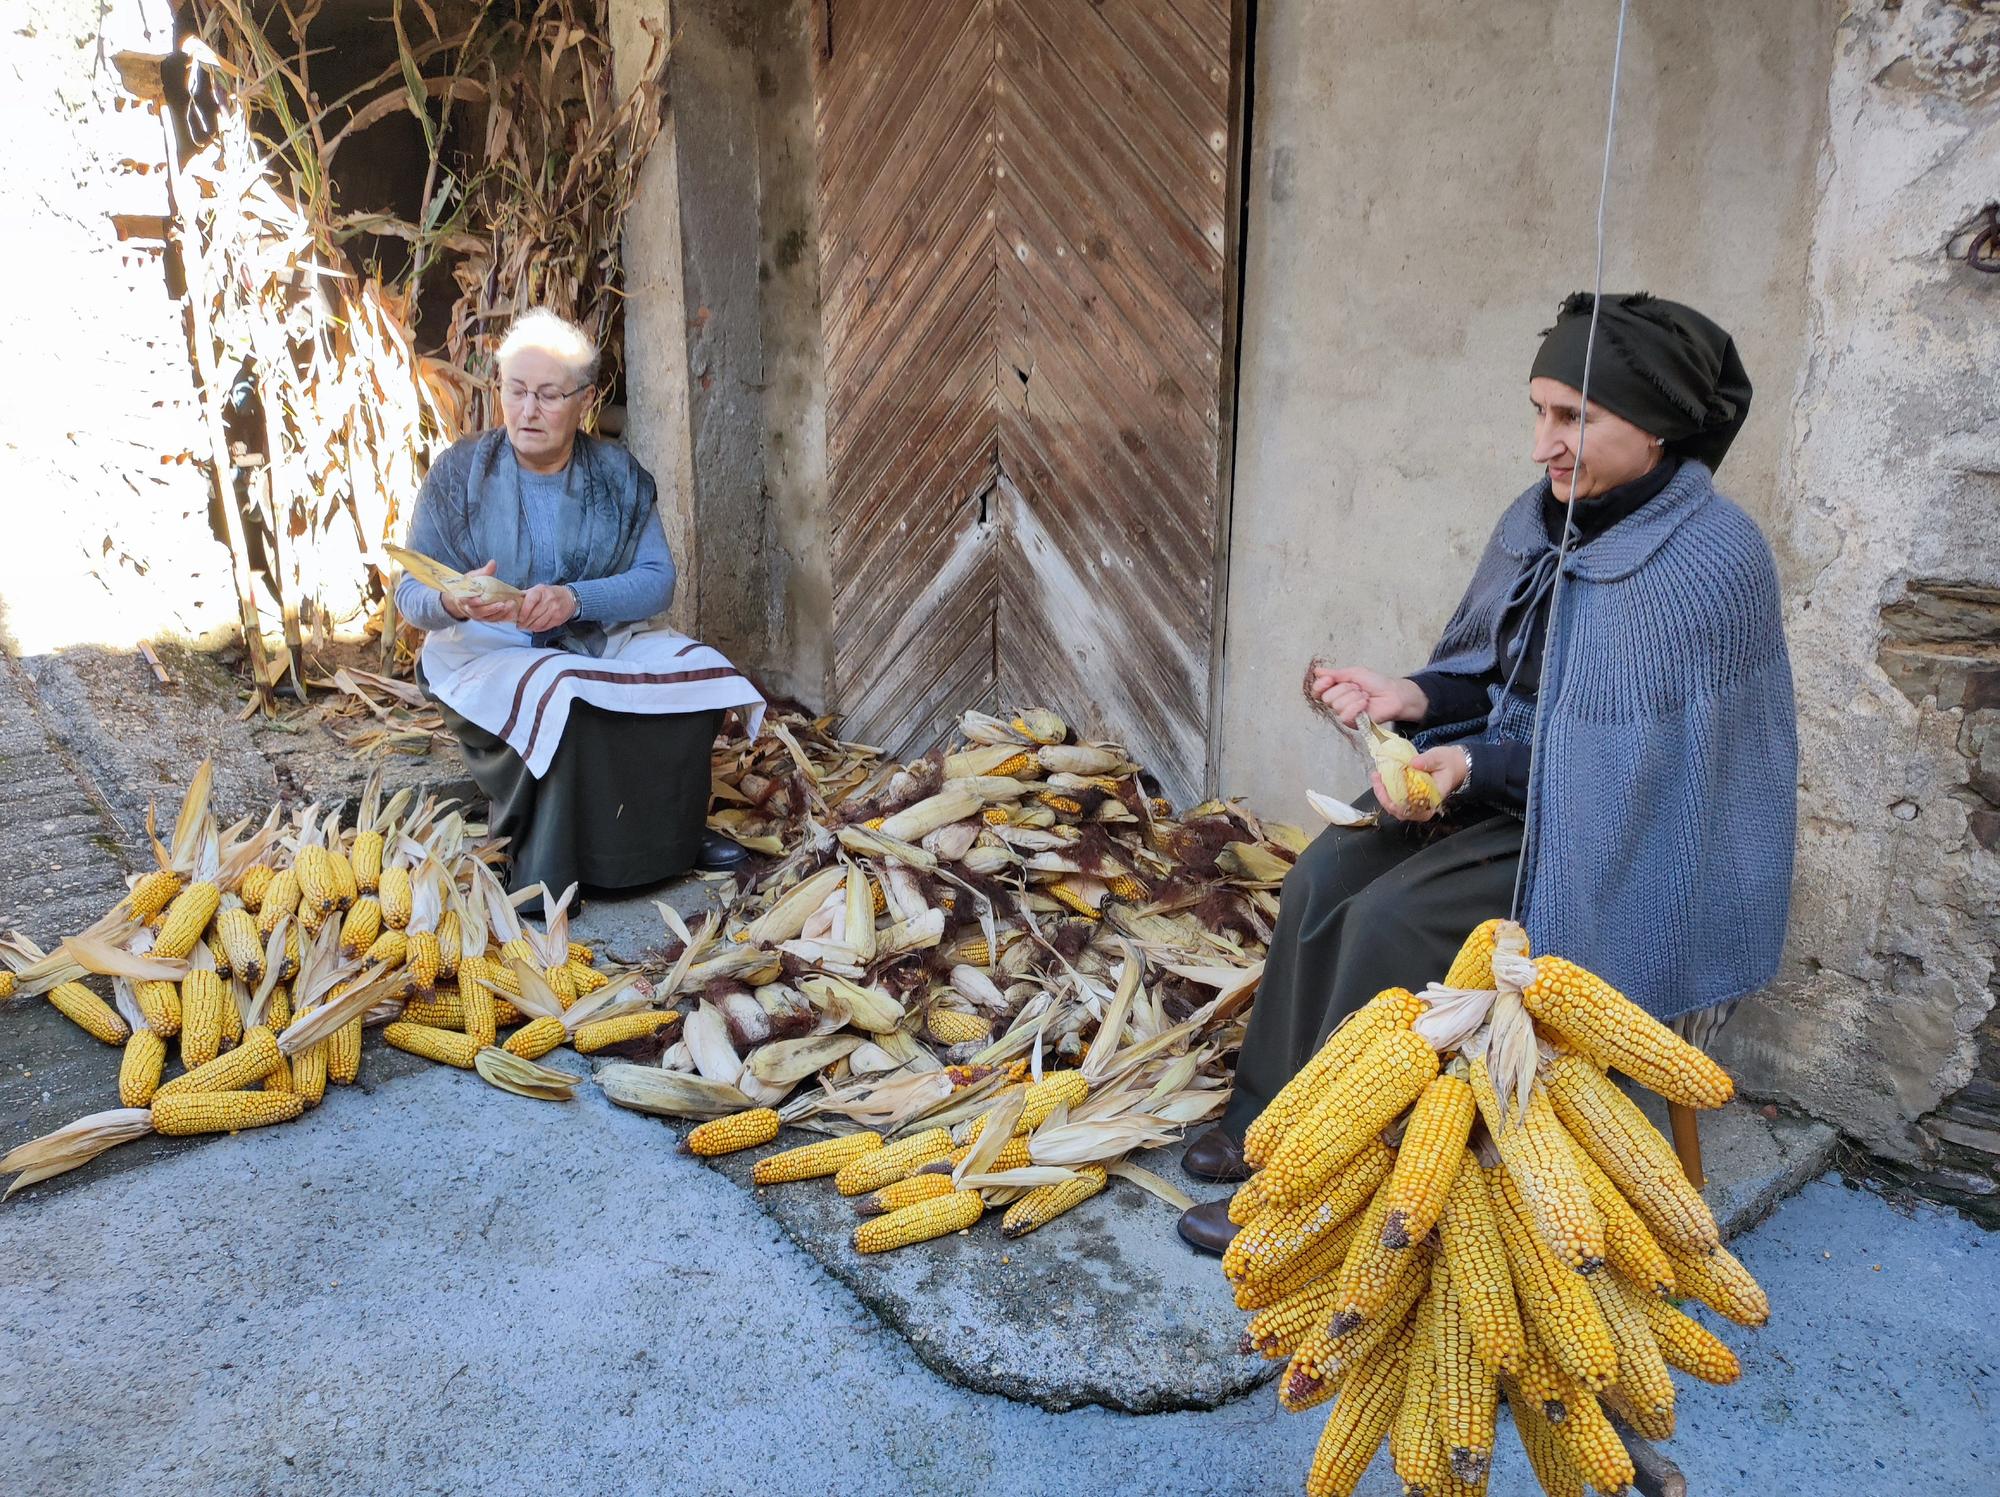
[1176,1197,1238,1257]
[1182,1126,1252,1183]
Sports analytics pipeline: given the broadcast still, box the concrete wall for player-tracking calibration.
[1217,0,1829,815]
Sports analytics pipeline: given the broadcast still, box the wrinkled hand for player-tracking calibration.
[443,561,516,624]
[1371,747,1470,824]
[1308,664,1428,727]
[517,582,579,634]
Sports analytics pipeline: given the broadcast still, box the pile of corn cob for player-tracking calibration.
[1,765,665,1193]
[1227,919,1763,1497]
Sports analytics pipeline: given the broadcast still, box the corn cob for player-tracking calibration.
[853,1188,984,1253]
[157,1026,282,1096]
[1290,1244,1429,1390]
[1639,1293,1741,1384]
[48,981,129,1046]
[567,941,594,964]
[834,1127,955,1194]
[1663,1238,1768,1326]
[119,1029,167,1107]
[1436,1271,1500,1485]
[1437,1155,1524,1375]
[257,868,301,933]
[565,961,607,997]
[1328,1183,1425,1334]
[1542,1051,1720,1254]
[291,1040,328,1105]
[1225,1138,1396,1287]
[280,926,300,981]
[350,829,384,893]
[1524,957,1734,1108]
[400,994,466,1029]
[1234,1209,1362,1312]
[502,1015,566,1060]
[1263,1027,1439,1208]
[988,750,1037,777]
[126,868,184,921]
[932,1135,1034,1174]
[951,938,992,967]
[1001,1165,1107,1237]
[1488,1165,1618,1392]
[1604,1382,1675,1444]
[262,1053,293,1094]
[295,845,340,919]
[544,962,578,1007]
[1243,1273,1344,1362]
[211,907,262,983]
[328,1018,362,1084]
[499,936,536,967]
[238,863,275,910]
[1441,918,1505,990]
[1244,987,1426,1167]
[1515,1318,1574,1424]
[383,1021,480,1069]
[1471,1059,1605,1273]
[0,970,12,1002]
[1548,1382,1636,1494]
[1503,1377,1586,1497]
[856,1173,956,1216]
[962,1070,1088,1144]
[151,1089,305,1134]
[339,897,383,959]
[1572,1134,1677,1296]
[494,999,525,1028]
[266,985,290,1032]
[459,968,499,1049]
[153,882,221,960]
[1379,1071,1474,1248]
[205,930,233,978]
[753,1131,883,1185]
[1390,1277,1448,1494]
[1589,1269,1677,1428]
[684,1108,782,1156]
[1401,767,1442,816]
[436,912,461,978]
[329,847,359,905]
[379,866,413,928]
[406,930,441,995]
[925,1006,991,1045]
[1227,1173,1268,1227]
[365,929,409,967]
[1303,1318,1413,1497]
[133,978,180,1037]
[180,971,228,1067]
[218,985,242,1046]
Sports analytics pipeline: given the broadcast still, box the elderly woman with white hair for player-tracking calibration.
[396,309,764,905]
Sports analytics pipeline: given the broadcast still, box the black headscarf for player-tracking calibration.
[1530,292,1753,471]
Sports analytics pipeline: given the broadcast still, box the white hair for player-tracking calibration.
[496,308,600,385]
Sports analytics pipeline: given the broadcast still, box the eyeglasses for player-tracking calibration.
[500,381,590,409]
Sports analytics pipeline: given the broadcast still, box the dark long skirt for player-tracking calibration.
[1218,809,1524,1137]
[438,697,721,899]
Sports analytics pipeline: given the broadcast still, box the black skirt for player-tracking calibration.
[437,695,720,899]
[1219,809,1525,1137]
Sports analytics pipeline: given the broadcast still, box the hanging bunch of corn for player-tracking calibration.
[1225,920,1762,1497]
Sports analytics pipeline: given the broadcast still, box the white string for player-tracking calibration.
[1507,0,1633,922]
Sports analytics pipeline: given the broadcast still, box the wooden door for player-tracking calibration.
[815,0,1241,804]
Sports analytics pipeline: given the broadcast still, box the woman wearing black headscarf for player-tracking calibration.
[1175,294,1795,1255]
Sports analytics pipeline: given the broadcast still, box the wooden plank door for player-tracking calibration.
[815,0,1241,803]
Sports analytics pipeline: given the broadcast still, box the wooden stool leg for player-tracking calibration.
[1667,1102,1705,1189]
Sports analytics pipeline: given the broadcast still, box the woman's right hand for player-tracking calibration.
[442,560,517,624]
[1308,665,1428,727]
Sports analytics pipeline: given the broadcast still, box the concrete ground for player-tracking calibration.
[1,1070,1994,1497]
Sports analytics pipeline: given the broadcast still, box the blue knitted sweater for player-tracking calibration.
[1411,462,1796,1019]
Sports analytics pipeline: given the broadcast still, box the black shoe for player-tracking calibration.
[1182,1126,1252,1183]
[1176,1197,1238,1257]
[696,833,750,873]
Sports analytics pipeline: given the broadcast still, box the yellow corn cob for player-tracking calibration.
[1105,873,1147,901]
[401,994,466,1029]
[852,1189,984,1253]
[1327,1184,1425,1334]
[1589,1270,1677,1427]
[460,968,499,1049]
[936,1135,1036,1174]
[383,1021,480,1069]
[266,985,291,1031]
[925,1006,991,1045]
[1003,1058,1031,1082]
[1235,1209,1362,1313]
[544,963,578,1008]
[1571,1135,1676,1297]
[1225,1138,1396,1288]
[1402,766,1442,815]
[1548,1383,1636,1494]
[407,931,441,995]
[350,829,384,893]
[1488,1164,1619,1392]
[291,1040,328,1105]
[328,1017,362,1084]
[157,1026,282,1096]
[988,750,1037,777]
[962,1070,1089,1144]
[126,868,184,921]
[565,961,607,997]
[753,1131,884,1185]
[1379,1072,1474,1248]
[219,985,242,1046]
[1470,1059,1605,1273]
[1303,1318,1413,1497]
[1037,792,1084,815]
[180,971,228,1067]
[1437,1154,1525,1375]
[214,908,264,983]
[340,897,383,959]
[119,1029,168,1106]
[952,938,992,967]
[567,941,594,964]
[151,1089,305,1134]
[1514,1318,1573,1424]
[1390,1278,1448,1494]
[834,1127,954,1194]
[1045,880,1101,920]
[1227,1173,1268,1227]
[153,882,221,960]
[856,1173,957,1216]
[1242,1274,1344,1362]
[1244,988,1427,1167]
[1263,1027,1439,1208]
[1001,1165,1107,1237]
[1639,1293,1741,1383]
[684,1108,782,1157]
[495,999,525,1028]
[1290,1243,1429,1390]
[295,845,340,918]
[365,929,408,967]
[262,1053,294,1093]
[328,847,358,906]
[1542,1051,1720,1254]
[436,912,461,978]
[1503,1377,1586,1497]
[1604,1382,1675,1443]
[238,864,275,912]
[0,970,12,1002]
[378,866,413,929]
[280,926,300,981]
[205,930,233,978]
[502,1016,566,1060]
[499,936,535,966]
[570,1010,679,1054]
[133,978,180,1037]
[1441,918,1505,989]
[1524,957,1734,1108]
[47,981,129,1046]
[1435,1270,1500,1485]
[1662,1238,1767,1326]
[257,867,301,933]
[982,806,1010,826]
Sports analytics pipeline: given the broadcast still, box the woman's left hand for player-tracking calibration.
[517,583,579,633]
[1370,747,1471,823]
